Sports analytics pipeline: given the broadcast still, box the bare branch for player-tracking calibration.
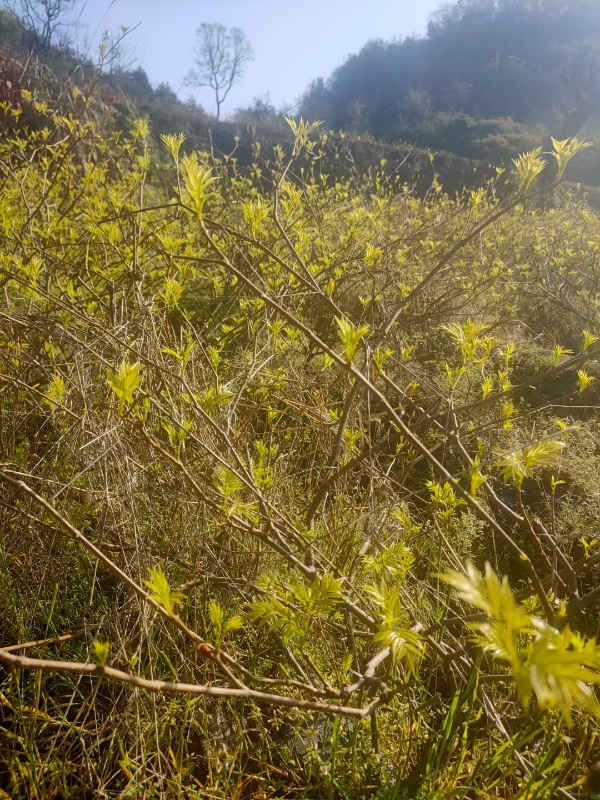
[184,22,254,120]
[0,648,387,718]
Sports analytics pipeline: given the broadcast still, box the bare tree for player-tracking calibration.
[2,0,77,50]
[185,22,254,120]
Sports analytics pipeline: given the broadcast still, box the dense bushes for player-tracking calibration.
[3,81,600,798]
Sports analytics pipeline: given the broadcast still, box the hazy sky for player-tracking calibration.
[77,0,442,116]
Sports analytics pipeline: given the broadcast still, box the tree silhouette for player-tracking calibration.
[185,22,253,121]
[2,0,75,50]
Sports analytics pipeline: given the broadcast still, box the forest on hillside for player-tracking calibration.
[301,0,600,167]
[2,0,599,174]
[4,2,600,799]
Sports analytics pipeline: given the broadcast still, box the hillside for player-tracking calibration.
[3,6,600,800]
[0,11,501,199]
[300,0,600,169]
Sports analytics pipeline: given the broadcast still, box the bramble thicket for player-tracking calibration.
[3,51,600,799]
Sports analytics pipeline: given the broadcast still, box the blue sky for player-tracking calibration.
[77,0,442,116]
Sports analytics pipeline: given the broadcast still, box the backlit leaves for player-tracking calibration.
[93,639,110,668]
[582,330,599,353]
[285,116,323,148]
[335,316,369,362]
[209,600,243,648]
[162,337,195,372]
[440,319,493,364]
[481,376,493,399]
[551,136,592,181]
[44,374,66,409]
[163,418,193,459]
[246,595,295,639]
[159,278,183,311]
[553,344,572,366]
[366,580,425,671]
[214,465,243,500]
[180,152,218,219]
[495,440,566,488]
[214,465,258,520]
[439,562,600,722]
[577,369,595,394]
[200,385,234,413]
[363,542,415,581]
[144,566,184,617]
[427,481,466,520]
[242,197,269,237]
[512,147,546,193]
[247,573,344,645]
[160,132,186,163]
[107,361,143,416]
[470,456,488,497]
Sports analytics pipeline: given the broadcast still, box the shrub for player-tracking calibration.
[1,83,600,797]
